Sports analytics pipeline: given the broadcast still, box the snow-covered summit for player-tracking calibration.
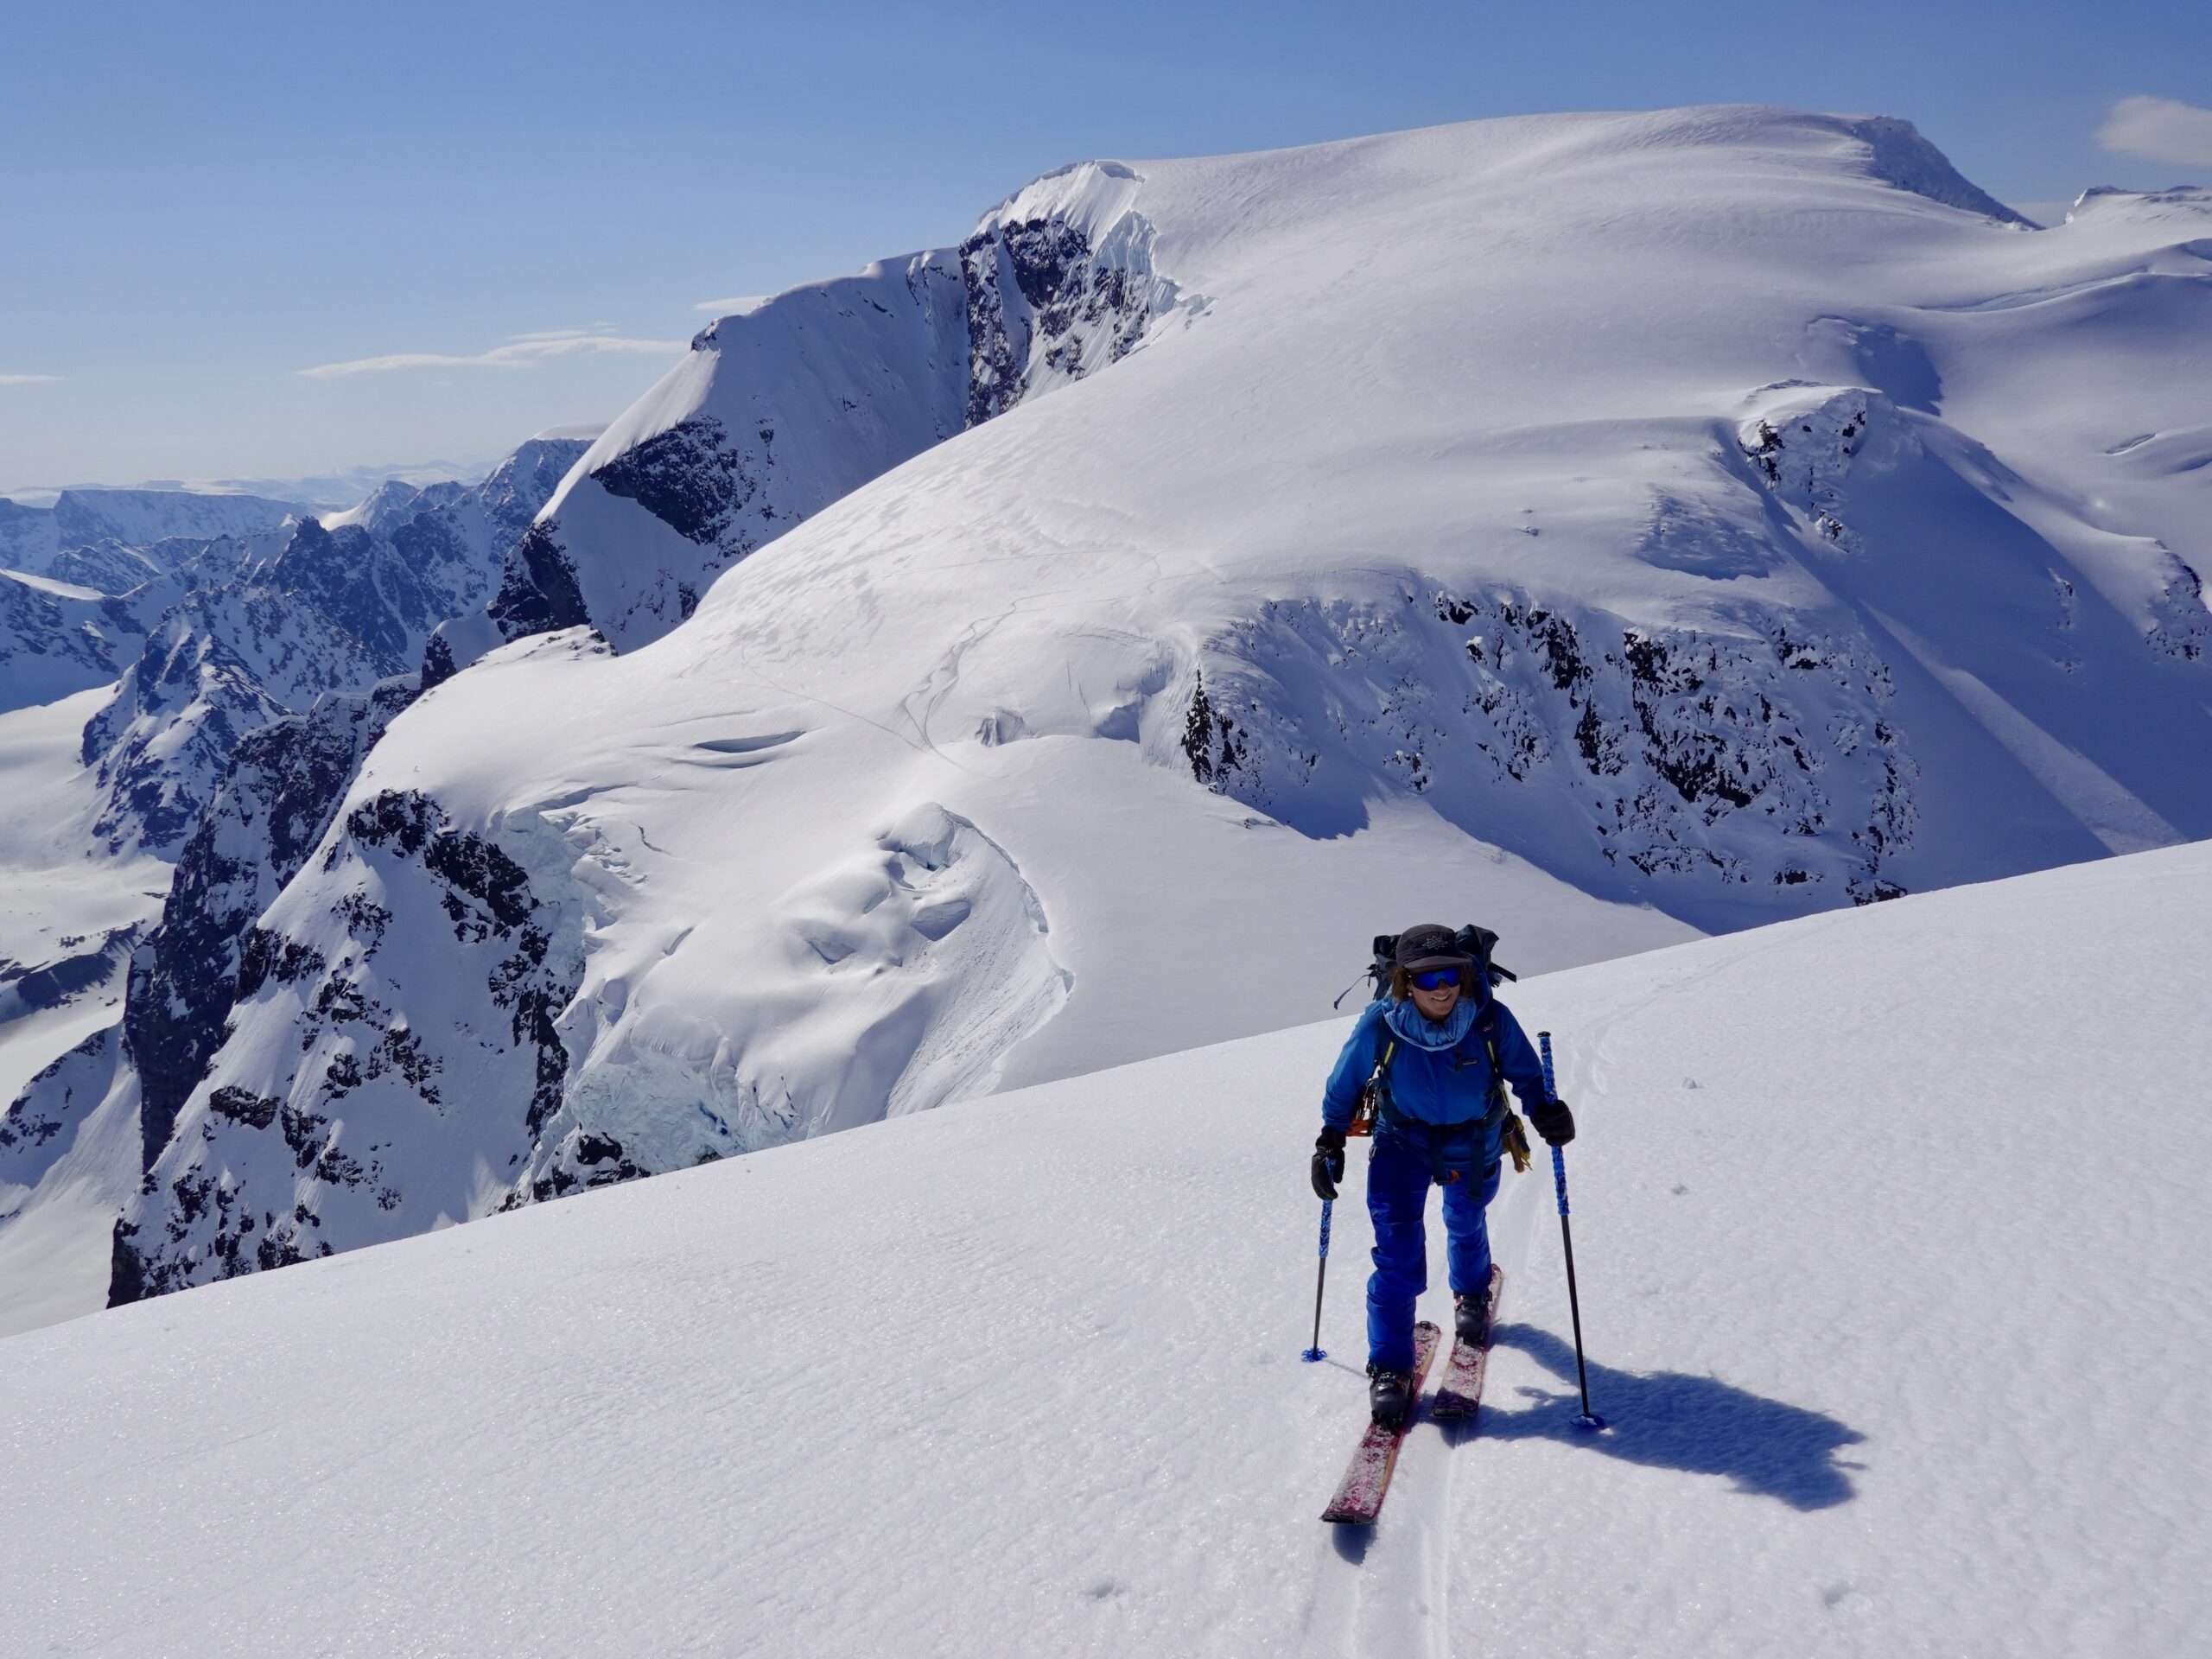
[449,156,1185,658]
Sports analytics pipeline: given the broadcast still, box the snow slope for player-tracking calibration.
[0,691,162,1338]
[105,106,2212,1308]
[6,839,2205,1656]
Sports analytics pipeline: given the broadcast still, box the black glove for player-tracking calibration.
[1528,1096,1575,1147]
[1312,1126,1347,1201]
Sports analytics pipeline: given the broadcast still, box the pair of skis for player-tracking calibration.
[1319,1265,1503,1525]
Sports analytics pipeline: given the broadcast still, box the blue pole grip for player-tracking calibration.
[1539,1031,1570,1218]
[1318,1197,1332,1260]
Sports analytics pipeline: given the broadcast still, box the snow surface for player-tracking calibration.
[0,687,167,989]
[5,840,2205,1656]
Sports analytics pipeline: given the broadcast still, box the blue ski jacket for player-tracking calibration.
[1320,986,1549,1147]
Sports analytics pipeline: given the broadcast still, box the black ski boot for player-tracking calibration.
[1367,1365,1414,1428]
[1454,1288,1492,1349]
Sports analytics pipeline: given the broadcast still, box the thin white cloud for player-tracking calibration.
[298,331,683,379]
[507,325,620,343]
[693,295,772,315]
[0,373,62,386]
[2096,96,2212,168]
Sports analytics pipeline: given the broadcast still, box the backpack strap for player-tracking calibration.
[1350,1035,1395,1137]
[1473,1005,1534,1172]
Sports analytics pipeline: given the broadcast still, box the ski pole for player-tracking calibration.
[1538,1032,1606,1430]
[1300,1198,1332,1362]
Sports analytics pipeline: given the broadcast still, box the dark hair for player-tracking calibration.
[1389,963,1465,1001]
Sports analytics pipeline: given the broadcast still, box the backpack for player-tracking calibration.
[1333,925,1518,1010]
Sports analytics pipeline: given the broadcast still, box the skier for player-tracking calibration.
[1310,924,1574,1427]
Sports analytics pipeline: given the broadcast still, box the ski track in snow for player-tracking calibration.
[1300,1093,1555,1659]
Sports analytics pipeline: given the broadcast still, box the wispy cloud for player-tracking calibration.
[298,327,683,379]
[2096,96,2212,168]
[0,373,62,386]
[694,295,772,315]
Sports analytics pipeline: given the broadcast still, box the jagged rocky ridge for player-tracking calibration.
[77,438,587,854]
[0,442,587,1309]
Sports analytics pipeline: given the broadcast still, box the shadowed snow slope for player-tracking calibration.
[5,839,2206,1656]
[85,106,2212,1311]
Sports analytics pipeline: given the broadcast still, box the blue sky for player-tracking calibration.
[3,0,2207,493]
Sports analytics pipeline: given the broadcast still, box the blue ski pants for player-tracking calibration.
[1366,1128,1502,1373]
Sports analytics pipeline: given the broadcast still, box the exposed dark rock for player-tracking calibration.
[592,417,760,548]
[126,677,418,1172]
[486,523,591,639]
[207,1086,280,1130]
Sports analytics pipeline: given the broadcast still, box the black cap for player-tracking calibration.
[1394,924,1471,972]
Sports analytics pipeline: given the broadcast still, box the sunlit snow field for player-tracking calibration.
[4,840,2204,1656]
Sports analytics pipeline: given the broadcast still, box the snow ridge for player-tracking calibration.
[467,168,1180,659]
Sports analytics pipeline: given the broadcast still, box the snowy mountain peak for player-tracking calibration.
[467,170,1182,659]
[11,105,2212,1336]
[321,477,428,533]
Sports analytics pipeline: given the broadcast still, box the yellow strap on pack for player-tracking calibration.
[1501,1109,1534,1174]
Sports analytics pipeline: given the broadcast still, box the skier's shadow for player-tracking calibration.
[1448,1323,1867,1511]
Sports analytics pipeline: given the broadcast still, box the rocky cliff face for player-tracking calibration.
[123,676,422,1175]
[111,766,595,1302]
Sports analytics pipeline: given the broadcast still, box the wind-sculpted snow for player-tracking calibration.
[113,712,1073,1295]
[960,187,1176,426]
[10,842,2212,1656]
[538,798,1070,1180]
[1839,115,2035,226]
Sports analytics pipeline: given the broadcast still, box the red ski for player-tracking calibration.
[1432,1265,1505,1420]
[1320,1319,1441,1524]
